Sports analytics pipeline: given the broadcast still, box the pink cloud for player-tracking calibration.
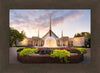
[10,10,87,37]
[69,17,75,20]
[34,19,42,23]
[76,14,84,19]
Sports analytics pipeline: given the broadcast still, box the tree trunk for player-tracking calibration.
[15,41,17,47]
[10,41,13,47]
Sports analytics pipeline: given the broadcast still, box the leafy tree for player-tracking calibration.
[9,28,26,47]
[74,32,91,39]
[74,33,81,37]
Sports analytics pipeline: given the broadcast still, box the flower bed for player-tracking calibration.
[17,47,85,63]
[17,53,83,63]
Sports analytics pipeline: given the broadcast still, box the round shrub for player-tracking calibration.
[76,48,87,54]
[50,49,70,63]
[19,48,38,56]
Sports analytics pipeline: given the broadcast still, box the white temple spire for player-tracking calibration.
[49,15,52,30]
[38,29,39,38]
[62,30,63,38]
[49,15,52,36]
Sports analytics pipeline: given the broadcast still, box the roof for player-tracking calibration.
[42,30,58,38]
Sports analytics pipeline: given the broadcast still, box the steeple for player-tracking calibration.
[42,15,58,38]
[38,29,39,38]
[49,15,52,30]
[49,15,52,36]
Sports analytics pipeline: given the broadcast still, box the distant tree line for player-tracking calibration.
[9,27,26,47]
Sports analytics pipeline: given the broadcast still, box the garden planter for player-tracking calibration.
[68,53,83,63]
[17,53,84,63]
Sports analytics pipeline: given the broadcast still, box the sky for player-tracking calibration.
[9,9,91,38]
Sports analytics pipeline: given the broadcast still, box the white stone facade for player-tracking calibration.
[72,37,87,46]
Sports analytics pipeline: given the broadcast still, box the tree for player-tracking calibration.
[74,32,91,39]
[74,33,81,37]
[9,28,26,47]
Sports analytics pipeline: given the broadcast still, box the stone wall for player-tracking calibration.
[73,37,86,46]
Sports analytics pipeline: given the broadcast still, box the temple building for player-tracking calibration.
[16,17,88,47]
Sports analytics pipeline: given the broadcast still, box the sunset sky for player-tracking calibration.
[10,9,91,38]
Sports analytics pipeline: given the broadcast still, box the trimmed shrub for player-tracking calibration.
[19,48,38,56]
[38,49,52,55]
[16,47,25,52]
[50,49,70,63]
[76,48,87,54]
[68,49,81,54]
[32,48,38,53]
[72,46,84,48]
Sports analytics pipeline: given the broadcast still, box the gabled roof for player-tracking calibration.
[42,30,58,38]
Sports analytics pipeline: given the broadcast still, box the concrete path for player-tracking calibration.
[9,47,21,64]
[9,47,91,64]
[80,48,91,64]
